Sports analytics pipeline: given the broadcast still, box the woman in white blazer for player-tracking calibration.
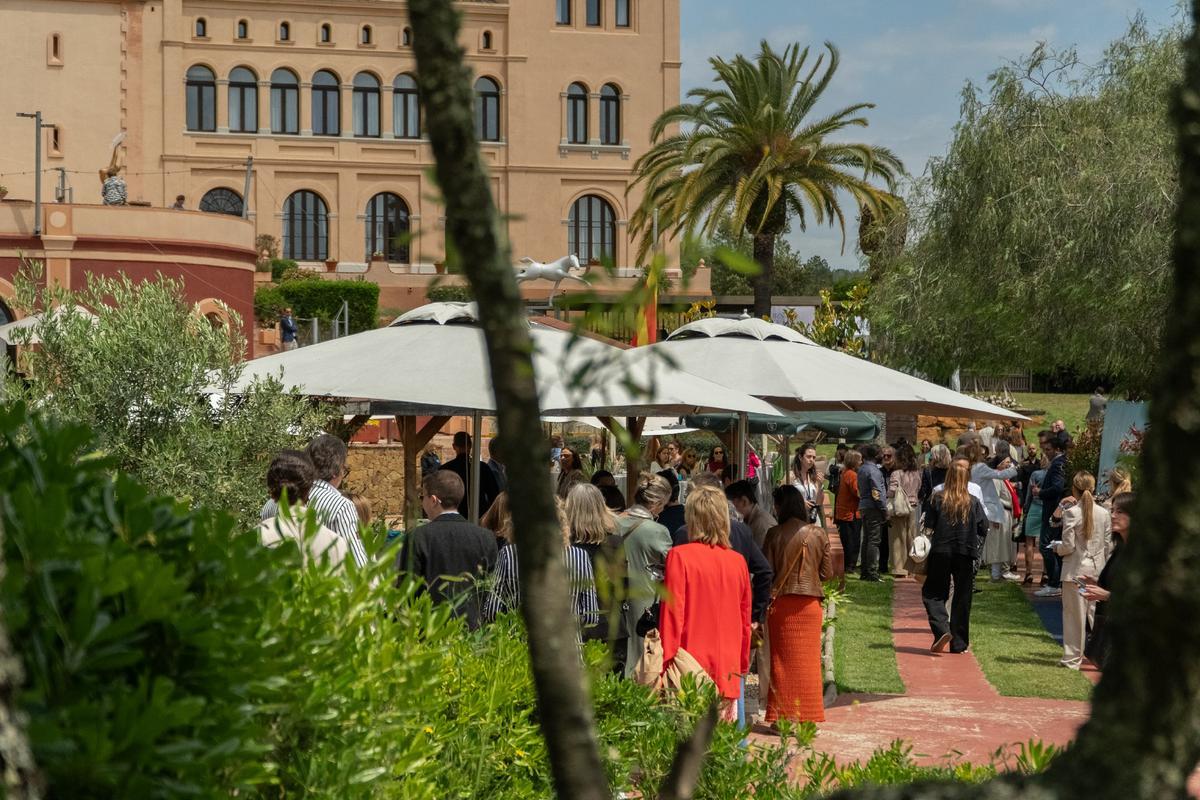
[1054,471,1112,669]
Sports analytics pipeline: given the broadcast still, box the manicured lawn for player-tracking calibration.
[1011,393,1090,436]
[833,577,906,695]
[969,580,1094,701]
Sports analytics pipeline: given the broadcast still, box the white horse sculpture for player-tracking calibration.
[514,254,588,301]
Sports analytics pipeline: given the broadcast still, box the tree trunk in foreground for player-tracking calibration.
[411,1,1200,797]
[406,4,610,799]
[751,232,776,319]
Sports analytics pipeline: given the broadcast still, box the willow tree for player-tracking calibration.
[630,41,904,318]
[870,19,1179,392]
[409,0,1200,797]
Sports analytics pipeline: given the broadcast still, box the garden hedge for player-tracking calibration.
[278,279,380,333]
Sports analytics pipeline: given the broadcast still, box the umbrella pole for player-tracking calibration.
[737,412,749,483]
[470,410,482,524]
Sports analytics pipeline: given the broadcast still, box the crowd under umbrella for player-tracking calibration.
[229,302,782,524]
[642,316,1027,474]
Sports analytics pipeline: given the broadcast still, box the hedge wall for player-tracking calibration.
[278,280,380,333]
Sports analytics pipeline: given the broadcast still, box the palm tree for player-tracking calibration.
[630,41,905,318]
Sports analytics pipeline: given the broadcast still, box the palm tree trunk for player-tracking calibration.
[751,232,776,319]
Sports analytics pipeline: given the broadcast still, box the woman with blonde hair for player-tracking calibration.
[567,483,624,647]
[619,472,674,677]
[762,486,831,723]
[480,490,512,547]
[1102,467,1133,508]
[660,485,751,719]
[921,461,989,653]
[1053,471,1112,669]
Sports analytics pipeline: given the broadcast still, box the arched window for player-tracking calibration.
[474,77,500,142]
[393,74,420,139]
[0,297,13,326]
[401,27,412,46]
[283,190,328,261]
[185,65,216,132]
[270,68,299,134]
[352,73,381,137]
[228,67,258,133]
[361,25,372,45]
[312,70,340,136]
[278,21,290,41]
[194,17,207,38]
[616,0,631,27]
[320,23,332,43]
[567,82,588,144]
[568,195,616,263]
[236,19,249,39]
[482,30,493,50]
[600,84,621,145]
[364,193,411,262]
[199,187,244,216]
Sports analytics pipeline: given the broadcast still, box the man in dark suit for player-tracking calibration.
[1035,430,1070,597]
[397,471,498,630]
[439,431,500,518]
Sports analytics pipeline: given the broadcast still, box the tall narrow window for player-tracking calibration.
[600,84,621,145]
[482,30,493,50]
[47,126,62,156]
[194,18,207,37]
[616,0,631,27]
[185,65,216,132]
[401,27,412,46]
[320,23,332,43]
[556,0,571,24]
[236,19,249,39]
[49,33,62,63]
[199,188,244,216]
[283,190,329,261]
[228,67,258,133]
[270,68,299,134]
[352,72,381,137]
[568,195,616,263]
[361,25,372,45]
[393,74,420,138]
[364,193,411,262]
[586,0,601,26]
[278,21,290,41]
[474,77,500,142]
[566,83,588,144]
[312,70,341,135]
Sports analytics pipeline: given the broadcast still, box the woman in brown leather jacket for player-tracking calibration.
[762,486,832,724]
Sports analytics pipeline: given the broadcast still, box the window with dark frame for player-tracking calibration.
[393,74,421,138]
[279,21,290,41]
[402,27,412,46]
[353,72,381,137]
[320,23,332,43]
[195,18,207,37]
[228,67,258,133]
[586,0,601,26]
[364,193,411,262]
[616,0,631,27]
[51,33,61,60]
[185,65,216,132]
[199,187,244,216]
[312,70,341,135]
[568,195,616,263]
[361,25,372,45]
[482,30,493,49]
[567,83,588,144]
[236,20,249,39]
[556,0,571,24]
[270,68,299,134]
[283,190,329,261]
[474,77,500,142]
[48,126,62,155]
[600,83,621,145]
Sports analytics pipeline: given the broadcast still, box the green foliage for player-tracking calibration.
[426,284,475,303]
[870,18,1180,393]
[254,284,287,326]
[278,279,381,334]
[5,264,322,524]
[689,221,862,297]
[832,577,904,694]
[270,257,299,282]
[784,283,870,356]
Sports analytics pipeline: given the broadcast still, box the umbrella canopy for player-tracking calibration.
[229,303,781,418]
[682,410,881,442]
[0,305,96,345]
[649,317,1026,420]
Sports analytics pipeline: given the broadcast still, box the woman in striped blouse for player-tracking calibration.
[484,497,599,629]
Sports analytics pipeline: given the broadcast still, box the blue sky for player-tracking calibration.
[679,0,1182,269]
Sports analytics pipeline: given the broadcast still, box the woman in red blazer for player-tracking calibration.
[660,484,752,720]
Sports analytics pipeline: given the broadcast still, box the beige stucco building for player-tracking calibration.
[1,0,696,314]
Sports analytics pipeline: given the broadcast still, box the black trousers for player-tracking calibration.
[838,519,861,572]
[922,552,976,652]
[860,508,886,580]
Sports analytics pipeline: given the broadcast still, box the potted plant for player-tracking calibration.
[434,260,446,275]
[371,250,386,265]
[324,258,338,273]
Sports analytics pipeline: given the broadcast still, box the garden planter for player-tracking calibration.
[434,261,446,275]
[324,259,338,272]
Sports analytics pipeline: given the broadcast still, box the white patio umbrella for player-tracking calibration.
[0,305,96,345]
[647,316,1026,420]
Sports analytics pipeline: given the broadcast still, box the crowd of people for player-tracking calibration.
[255,419,1133,731]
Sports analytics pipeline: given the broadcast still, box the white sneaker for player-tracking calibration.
[1002,571,1021,581]
[1034,586,1058,597]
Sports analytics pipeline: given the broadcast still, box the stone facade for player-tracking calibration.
[344,444,407,523]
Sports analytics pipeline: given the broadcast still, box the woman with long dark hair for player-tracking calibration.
[791,444,825,529]
[886,443,922,578]
[762,486,832,723]
[707,445,729,476]
[921,461,989,653]
[556,446,586,499]
[1082,492,1133,668]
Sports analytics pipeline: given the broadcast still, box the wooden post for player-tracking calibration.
[397,414,451,529]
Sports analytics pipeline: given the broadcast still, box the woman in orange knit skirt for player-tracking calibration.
[763,485,832,723]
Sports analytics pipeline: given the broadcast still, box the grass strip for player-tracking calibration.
[1011,392,1089,434]
[969,580,1094,700]
[833,577,905,695]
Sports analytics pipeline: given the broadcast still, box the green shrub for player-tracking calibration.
[270,257,299,281]
[279,280,380,333]
[427,285,475,303]
[254,284,287,325]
